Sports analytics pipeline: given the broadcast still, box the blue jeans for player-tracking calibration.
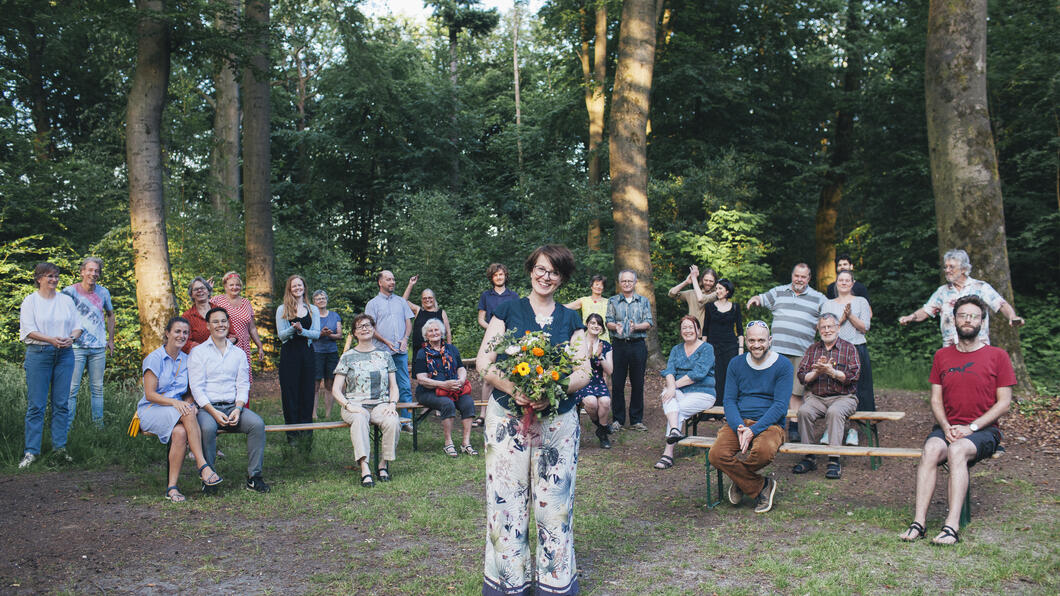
[391,352,412,419]
[24,345,74,455]
[69,347,106,428]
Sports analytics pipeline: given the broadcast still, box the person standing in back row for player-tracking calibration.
[64,257,115,430]
[365,270,415,429]
[606,269,654,432]
[476,263,519,425]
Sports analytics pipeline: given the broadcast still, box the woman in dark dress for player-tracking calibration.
[571,313,613,449]
[702,278,743,405]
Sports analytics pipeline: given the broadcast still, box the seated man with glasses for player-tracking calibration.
[791,313,861,479]
[188,307,270,494]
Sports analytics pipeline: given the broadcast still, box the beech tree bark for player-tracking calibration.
[127,0,178,357]
[925,0,1032,393]
[210,0,240,214]
[610,0,663,365]
[242,0,275,312]
[580,2,608,250]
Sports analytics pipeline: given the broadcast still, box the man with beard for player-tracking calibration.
[899,296,1014,545]
[899,249,1023,347]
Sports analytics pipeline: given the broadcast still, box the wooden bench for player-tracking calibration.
[685,407,906,470]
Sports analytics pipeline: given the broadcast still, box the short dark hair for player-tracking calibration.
[352,313,376,329]
[524,244,575,286]
[165,316,191,337]
[590,274,606,285]
[716,278,735,298]
[835,252,853,266]
[205,307,229,323]
[486,263,508,282]
[32,262,60,288]
[953,295,987,319]
[585,313,605,328]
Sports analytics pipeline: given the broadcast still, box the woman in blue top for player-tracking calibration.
[276,275,321,448]
[477,245,591,596]
[655,315,717,470]
[136,316,222,502]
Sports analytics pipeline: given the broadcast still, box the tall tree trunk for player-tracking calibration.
[127,0,177,357]
[21,19,54,162]
[815,0,861,290]
[449,28,460,191]
[242,0,275,313]
[925,0,1032,393]
[582,2,608,251]
[610,0,663,366]
[512,3,524,181]
[210,0,240,214]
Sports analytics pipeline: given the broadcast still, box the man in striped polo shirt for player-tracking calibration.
[746,263,825,441]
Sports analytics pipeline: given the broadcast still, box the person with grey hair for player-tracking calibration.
[402,275,453,349]
[606,268,654,431]
[412,317,476,457]
[63,256,115,429]
[312,289,342,419]
[899,249,1024,347]
[182,276,215,354]
[792,313,860,479]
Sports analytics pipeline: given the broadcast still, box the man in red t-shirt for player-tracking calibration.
[899,296,1015,546]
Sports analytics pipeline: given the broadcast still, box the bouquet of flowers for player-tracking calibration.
[487,329,580,433]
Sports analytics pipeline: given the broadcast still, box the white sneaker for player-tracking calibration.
[18,452,36,469]
[845,428,859,446]
[819,431,829,445]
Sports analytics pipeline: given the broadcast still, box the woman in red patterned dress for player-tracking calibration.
[210,271,265,382]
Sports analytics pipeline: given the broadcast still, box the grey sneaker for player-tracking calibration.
[18,452,36,469]
[728,480,743,505]
[753,477,777,514]
[630,422,649,432]
[246,476,271,493]
[845,428,858,446]
[609,421,623,432]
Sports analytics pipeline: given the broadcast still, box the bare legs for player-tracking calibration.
[582,395,612,427]
[901,436,976,543]
[314,376,334,420]
[167,410,213,490]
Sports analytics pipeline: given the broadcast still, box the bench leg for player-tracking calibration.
[704,448,722,509]
[371,426,380,472]
[863,421,881,470]
[960,485,972,529]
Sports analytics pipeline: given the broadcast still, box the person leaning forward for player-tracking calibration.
[791,313,860,479]
[709,320,793,514]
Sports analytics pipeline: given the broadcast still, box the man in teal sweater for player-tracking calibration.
[709,320,793,513]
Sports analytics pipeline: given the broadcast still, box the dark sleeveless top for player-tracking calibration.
[288,311,313,348]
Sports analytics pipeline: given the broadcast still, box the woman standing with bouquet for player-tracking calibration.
[477,245,591,596]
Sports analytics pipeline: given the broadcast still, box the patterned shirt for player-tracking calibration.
[334,348,396,404]
[606,293,654,340]
[922,277,1006,347]
[757,284,825,357]
[797,338,860,397]
[62,283,113,349]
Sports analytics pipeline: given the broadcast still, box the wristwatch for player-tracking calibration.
[969,422,980,432]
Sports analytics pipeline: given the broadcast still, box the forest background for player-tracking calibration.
[0,0,1056,397]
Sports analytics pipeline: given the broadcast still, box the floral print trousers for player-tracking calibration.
[483,399,580,595]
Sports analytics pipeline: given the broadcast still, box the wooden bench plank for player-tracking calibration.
[695,406,905,421]
[677,436,922,458]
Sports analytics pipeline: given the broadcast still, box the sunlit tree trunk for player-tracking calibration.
[243,0,275,312]
[513,1,524,181]
[210,0,240,214]
[610,0,663,365]
[581,2,608,250]
[815,0,860,290]
[925,0,1032,393]
[127,0,177,357]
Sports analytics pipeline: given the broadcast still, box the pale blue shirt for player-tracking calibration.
[188,339,250,407]
[137,346,189,408]
[365,292,414,355]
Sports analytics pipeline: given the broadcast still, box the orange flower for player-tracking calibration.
[521,345,528,351]
[531,347,545,357]
[550,370,560,381]
[535,365,544,375]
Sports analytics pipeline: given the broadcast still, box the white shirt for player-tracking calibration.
[20,291,81,345]
[188,339,250,407]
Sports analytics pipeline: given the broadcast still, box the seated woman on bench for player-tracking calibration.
[412,318,476,457]
[136,316,222,502]
[332,313,400,488]
[655,315,716,470]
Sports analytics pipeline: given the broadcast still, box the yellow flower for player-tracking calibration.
[531,347,545,357]
[550,370,560,381]
[516,362,531,376]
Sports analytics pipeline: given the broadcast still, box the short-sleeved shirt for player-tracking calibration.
[922,277,1006,347]
[929,345,1016,425]
[478,287,520,323]
[20,292,81,345]
[757,284,825,357]
[62,284,113,349]
[491,298,586,414]
[661,342,716,396]
[314,311,342,353]
[605,293,654,340]
[137,346,189,408]
[335,348,396,404]
[365,292,414,355]
[674,289,716,328]
[822,297,871,345]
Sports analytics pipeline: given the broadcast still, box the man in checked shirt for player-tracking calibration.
[790,313,860,480]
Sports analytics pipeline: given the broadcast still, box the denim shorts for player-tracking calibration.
[314,350,339,380]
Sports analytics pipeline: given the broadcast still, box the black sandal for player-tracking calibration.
[360,473,374,488]
[665,427,687,445]
[198,463,223,486]
[825,461,842,479]
[377,466,391,482]
[900,521,926,542]
[931,524,960,546]
[792,458,817,474]
[654,455,674,470]
[164,486,186,502]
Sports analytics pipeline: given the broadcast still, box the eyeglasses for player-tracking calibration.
[356,323,374,330]
[619,278,636,284]
[955,312,982,321]
[746,320,768,330]
[533,265,559,280]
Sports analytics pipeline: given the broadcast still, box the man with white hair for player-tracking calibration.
[899,249,1024,347]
